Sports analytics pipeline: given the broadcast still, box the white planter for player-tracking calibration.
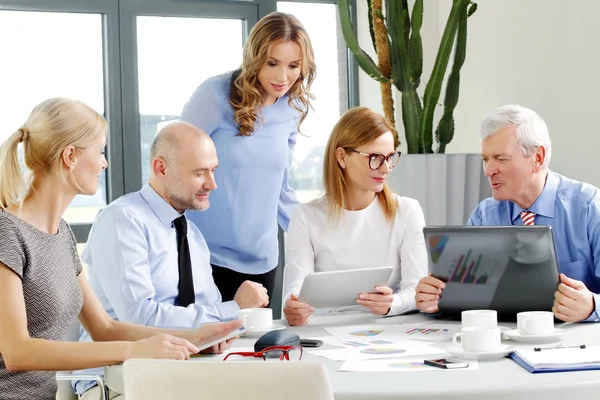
[388,154,491,226]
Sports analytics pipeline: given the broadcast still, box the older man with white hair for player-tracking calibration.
[415,104,600,323]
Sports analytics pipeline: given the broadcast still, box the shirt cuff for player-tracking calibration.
[583,293,600,322]
[215,300,240,321]
[388,293,417,316]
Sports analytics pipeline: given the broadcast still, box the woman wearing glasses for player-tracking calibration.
[283,107,428,326]
[179,12,316,305]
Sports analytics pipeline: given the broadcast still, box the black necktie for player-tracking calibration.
[173,215,195,307]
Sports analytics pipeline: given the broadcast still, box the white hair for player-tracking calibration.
[480,104,552,166]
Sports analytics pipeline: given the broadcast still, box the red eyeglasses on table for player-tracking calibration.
[223,345,303,361]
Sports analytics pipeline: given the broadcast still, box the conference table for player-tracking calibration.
[104,312,600,399]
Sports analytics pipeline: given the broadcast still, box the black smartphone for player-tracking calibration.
[300,339,323,348]
[424,358,469,369]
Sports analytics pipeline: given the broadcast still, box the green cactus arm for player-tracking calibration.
[386,0,411,92]
[468,2,478,17]
[338,0,388,83]
[418,0,470,153]
[436,2,474,153]
[386,0,421,152]
[367,0,377,53]
[409,0,424,89]
[401,89,423,154]
[400,0,411,45]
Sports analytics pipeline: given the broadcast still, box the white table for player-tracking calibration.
[105,313,600,399]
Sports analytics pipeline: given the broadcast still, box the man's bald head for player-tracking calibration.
[150,121,211,164]
[148,121,218,213]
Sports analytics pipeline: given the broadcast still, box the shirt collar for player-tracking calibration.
[510,171,558,222]
[140,183,182,229]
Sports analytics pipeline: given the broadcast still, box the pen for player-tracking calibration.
[533,344,586,352]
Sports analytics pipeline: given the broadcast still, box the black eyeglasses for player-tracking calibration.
[344,148,402,170]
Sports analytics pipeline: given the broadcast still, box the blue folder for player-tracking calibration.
[509,352,600,373]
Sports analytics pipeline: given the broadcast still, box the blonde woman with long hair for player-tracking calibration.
[283,107,428,326]
[0,98,241,399]
[180,11,316,304]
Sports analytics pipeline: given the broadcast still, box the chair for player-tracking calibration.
[123,359,334,400]
[55,319,108,400]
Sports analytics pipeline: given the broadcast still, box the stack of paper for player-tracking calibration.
[510,346,600,373]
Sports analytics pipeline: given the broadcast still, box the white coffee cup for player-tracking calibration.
[239,308,273,330]
[517,311,554,335]
[461,309,498,329]
[452,327,501,352]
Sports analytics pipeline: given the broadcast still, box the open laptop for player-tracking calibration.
[423,226,559,318]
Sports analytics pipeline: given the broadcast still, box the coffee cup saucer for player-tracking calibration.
[503,328,566,344]
[447,344,514,361]
[242,324,286,338]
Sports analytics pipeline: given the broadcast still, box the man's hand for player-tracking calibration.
[415,275,446,313]
[553,274,595,322]
[283,294,314,326]
[234,280,269,309]
[357,286,394,316]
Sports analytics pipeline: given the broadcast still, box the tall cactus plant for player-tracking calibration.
[338,0,477,153]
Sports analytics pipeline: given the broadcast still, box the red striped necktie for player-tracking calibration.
[520,211,536,226]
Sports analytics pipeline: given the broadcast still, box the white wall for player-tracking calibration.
[358,0,600,187]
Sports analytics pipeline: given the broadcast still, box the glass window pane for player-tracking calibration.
[278,2,348,202]
[137,16,244,183]
[0,11,106,223]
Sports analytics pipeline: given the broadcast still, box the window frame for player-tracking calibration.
[0,0,359,317]
[0,0,123,241]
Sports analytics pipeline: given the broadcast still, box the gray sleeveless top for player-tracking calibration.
[0,210,83,400]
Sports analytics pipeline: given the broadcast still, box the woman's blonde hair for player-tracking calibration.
[322,107,398,223]
[0,98,107,209]
[230,11,316,136]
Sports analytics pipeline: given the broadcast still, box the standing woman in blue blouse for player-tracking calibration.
[180,12,316,304]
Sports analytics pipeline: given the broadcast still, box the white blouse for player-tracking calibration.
[283,194,428,316]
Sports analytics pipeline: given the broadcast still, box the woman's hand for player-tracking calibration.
[128,334,198,360]
[284,294,315,326]
[357,286,394,316]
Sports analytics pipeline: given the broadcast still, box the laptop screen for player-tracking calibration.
[423,226,559,315]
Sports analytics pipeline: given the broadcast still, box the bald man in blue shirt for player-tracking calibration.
[416,105,600,323]
[73,122,269,399]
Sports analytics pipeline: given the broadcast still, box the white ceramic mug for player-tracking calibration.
[461,309,498,329]
[239,308,273,330]
[517,311,554,335]
[452,327,502,352]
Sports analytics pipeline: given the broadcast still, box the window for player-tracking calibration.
[0,10,106,224]
[0,0,354,249]
[137,16,244,182]
[278,2,349,202]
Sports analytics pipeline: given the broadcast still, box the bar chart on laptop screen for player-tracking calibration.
[428,234,508,287]
[448,250,488,284]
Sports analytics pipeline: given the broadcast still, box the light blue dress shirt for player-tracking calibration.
[180,72,300,274]
[467,171,600,322]
[73,184,239,394]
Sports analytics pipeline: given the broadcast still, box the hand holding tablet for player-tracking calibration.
[297,266,394,309]
[356,285,395,315]
[193,319,248,353]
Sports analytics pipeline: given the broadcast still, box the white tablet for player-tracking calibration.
[195,324,251,353]
[297,266,394,308]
